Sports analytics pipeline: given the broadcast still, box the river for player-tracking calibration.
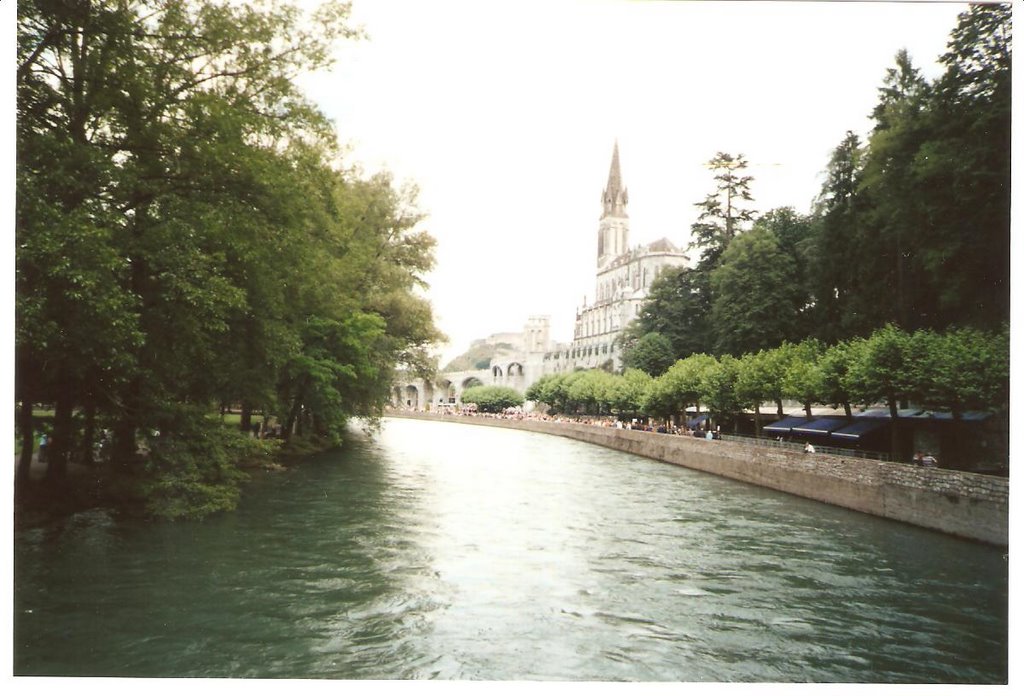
[13,417,1008,682]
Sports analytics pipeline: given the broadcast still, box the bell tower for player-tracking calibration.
[597,141,629,268]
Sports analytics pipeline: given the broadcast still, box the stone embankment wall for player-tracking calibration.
[388,412,1008,547]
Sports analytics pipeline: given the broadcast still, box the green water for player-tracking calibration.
[13,417,1008,681]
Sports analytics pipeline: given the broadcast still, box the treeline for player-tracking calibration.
[531,324,1008,463]
[623,5,1009,364]
[459,385,525,413]
[16,0,442,517]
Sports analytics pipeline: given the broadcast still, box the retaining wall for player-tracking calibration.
[387,412,1008,546]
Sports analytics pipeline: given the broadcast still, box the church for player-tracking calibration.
[542,142,690,373]
[394,143,690,409]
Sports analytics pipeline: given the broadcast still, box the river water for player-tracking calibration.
[14,417,1008,682]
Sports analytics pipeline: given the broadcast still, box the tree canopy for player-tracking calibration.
[16,0,443,517]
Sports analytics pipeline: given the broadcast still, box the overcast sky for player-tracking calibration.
[302,0,968,363]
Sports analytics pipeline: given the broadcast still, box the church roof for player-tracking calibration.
[646,237,680,253]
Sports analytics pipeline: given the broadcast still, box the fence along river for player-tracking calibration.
[14,417,1008,681]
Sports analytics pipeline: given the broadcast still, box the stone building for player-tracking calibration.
[543,142,689,373]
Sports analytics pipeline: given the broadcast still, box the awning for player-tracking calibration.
[831,419,887,441]
[792,417,851,436]
[764,416,810,434]
[686,413,709,428]
[903,410,992,422]
[854,408,990,422]
[854,408,924,420]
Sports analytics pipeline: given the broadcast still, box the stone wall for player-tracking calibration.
[387,412,1008,547]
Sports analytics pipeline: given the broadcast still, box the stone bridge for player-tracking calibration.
[392,360,533,411]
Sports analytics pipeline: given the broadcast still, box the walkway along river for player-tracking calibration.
[13,417,1008,681]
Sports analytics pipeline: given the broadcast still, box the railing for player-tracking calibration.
[714,432,894,463]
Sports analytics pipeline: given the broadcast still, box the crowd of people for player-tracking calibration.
[396,404,725,439]
[392,405,947,468]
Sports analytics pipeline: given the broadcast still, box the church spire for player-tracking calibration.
[602,140,628,219]
[597,141,630,267]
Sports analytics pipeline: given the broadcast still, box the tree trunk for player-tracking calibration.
[284,394,303,441]
[754,404,762,439]
[80,399,96,467]
[888,395,901,460]
[113,377,142,465]
[776,399,785,417]
[17,399,34,486]
[948,409,963,470]
[46,388,75,481]
[843,401,853,418]
[240,403,252,433]
[804,401,812,418]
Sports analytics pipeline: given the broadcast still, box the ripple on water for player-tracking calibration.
[12,419,1009,682]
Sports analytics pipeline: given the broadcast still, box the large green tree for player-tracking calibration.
[809,131,867,341]
[620,331,675,377]
[627,266,712,360]
[709,228,803,356]
[913,3,1011,329]
[16,0,443,516]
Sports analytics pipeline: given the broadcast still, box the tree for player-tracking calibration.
[621,332,675,376]
[16,1,444,517]
[908,326,1009,417]
[782,339,825,418]
[757,208,816,337]
[859,50,936,332]
[818,340,859,418]
[460,385,524,413]
[628,266,713,359]
[809,131,867,341]
[610,369,653,416]
[735,351,775,438]
[906,325,1008,467]
[525,374,560,407]
[644,354,718,422]
[913,3,1011,330]
[846,326,913,458]
[709,228,802,356]
[700,355,743,432]
[690,152,756,271]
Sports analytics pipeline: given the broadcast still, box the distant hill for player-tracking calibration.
[443,341,515,372]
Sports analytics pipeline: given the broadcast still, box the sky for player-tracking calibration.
[294,0,973,366]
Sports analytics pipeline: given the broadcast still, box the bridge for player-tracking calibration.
[392,361,532,411]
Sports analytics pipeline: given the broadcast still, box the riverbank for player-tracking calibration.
[13,430,334,526]
[386,410,1008,546]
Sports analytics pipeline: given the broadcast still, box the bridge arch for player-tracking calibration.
[435,378,456,404]
[462,376,484,390]
[404,384,419,409]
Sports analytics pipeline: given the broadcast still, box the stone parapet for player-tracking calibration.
[386,412,1008,547]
